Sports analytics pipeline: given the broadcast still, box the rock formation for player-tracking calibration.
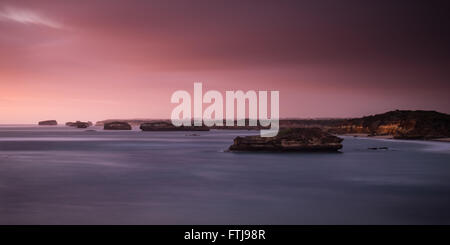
[38,120,57,126]
[368,147,389,150]
[208,119,269,130]
[97,119,267,130]
[228,128,343,152]
[104,121,132,130]
[96,119,155,127]
[66,121,91,128]
[140,121,210,131]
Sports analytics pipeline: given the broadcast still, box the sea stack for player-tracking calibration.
[104,121,132,130]
[229,128,343,152]
[140,121,210,131]
[38,120,58,126]
[66,121,91,128]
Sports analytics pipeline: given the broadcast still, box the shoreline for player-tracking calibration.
[338,133,450,143]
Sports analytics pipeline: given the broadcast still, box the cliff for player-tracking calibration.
[327,110,450,139]
[229,128,343,152]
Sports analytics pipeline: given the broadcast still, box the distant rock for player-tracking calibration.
[96,119,154,127]
[185,133,200,136]
[140,121,210,131]
[104,121,132,130]
[228,128,343,152]
[368,147,389,150]
[38,120,57,126]
[66,121,91,128]
[96,119,266,130]
[209,119,269,130]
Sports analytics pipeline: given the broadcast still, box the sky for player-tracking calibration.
[0,0,449,124]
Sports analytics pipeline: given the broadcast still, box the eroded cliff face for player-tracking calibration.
[331,122,405,135]
[328,110,450,139]
[228,128,343,152]
[376,123,405,135]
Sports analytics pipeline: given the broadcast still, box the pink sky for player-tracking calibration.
[1,0,449,124]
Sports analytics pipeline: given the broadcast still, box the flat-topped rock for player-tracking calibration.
[104,121,132,130]
[140,121,210,131]
[38,120,57,126]
[229,128,343,152]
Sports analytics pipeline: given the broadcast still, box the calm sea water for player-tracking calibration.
[1,125,450,224]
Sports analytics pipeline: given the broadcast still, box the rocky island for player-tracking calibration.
[104,121,132,130]
[96,119,160,127]
[229,128,343,152]
[140,121,210,131]
[38,120,58,126]
[66,121,92,128]
[97,119,264,130]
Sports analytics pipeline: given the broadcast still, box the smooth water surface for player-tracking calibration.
[1,126,450,224]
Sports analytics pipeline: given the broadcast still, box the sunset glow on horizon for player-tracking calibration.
[1,0,449,124]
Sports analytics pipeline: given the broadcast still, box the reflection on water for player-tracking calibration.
[0,126,450,224]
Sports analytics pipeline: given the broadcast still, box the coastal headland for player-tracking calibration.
[93,110,450,140]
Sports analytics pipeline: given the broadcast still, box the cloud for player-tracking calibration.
[0,6,62,29]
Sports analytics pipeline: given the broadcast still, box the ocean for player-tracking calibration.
[1,125,450,224]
